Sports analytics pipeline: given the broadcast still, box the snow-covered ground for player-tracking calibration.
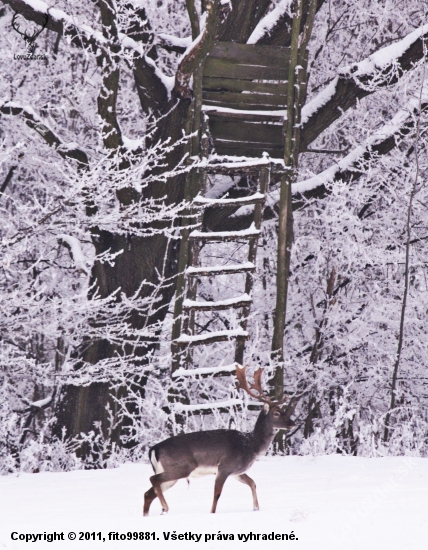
[1,455,427,549]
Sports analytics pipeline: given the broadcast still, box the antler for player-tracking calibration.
[11,13,25,38]
[11,12,49,42]
[236,364,304,416]
[235,364,273,404]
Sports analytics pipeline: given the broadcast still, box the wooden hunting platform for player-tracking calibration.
[202,42,308,158]
[169,40,308,416]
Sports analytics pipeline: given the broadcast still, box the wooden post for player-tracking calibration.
[271,0,303,401]
[171,63,204,376]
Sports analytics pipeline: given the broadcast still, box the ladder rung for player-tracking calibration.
[173,399,243,413]
[205,165,267,175]
[203,105,285,122]
[183,294,252,311]
[164,402,262,415]
[185,262,255,277]
[174,329,248,347]
[172,363,238,378]
[193,193,265,208]
[189,226,261,242]
[203,155,285,175]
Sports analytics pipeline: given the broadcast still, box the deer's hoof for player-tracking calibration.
[254,506,259,511]
[161,508,168,515]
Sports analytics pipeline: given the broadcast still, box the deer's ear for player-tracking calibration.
[263,403,269,413]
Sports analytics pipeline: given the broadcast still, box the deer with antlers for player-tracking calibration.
[143,365,298,515]
[12,12,49,55]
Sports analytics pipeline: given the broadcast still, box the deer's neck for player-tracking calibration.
[251,410,275,455]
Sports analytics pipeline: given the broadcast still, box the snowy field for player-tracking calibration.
[1,455,427,550]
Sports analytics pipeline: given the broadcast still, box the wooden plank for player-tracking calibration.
[203,91,288,109]
[183,295,252,311]
[176,404,243,415]
[205,162,285,175]
[189,230,260,242]
[209,119,283,145]
[204,164,266,175]
[164,403,263,415]
[173,368,236,379]
[203,77,289,95]
[189,369,235,378]
[213,141,284,159]
[193,193,265,207]
[174,332,248,347]
[172,364,237,378]
[186,263,256,277]
[204,58,288,81]
[205,109,284,123]
[204,43,307,81]
[206,102,284,112]
[209,42,291,68]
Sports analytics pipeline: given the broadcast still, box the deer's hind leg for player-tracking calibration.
[143,487,157,516]
[144,480,178,516]
[148,466,193,515]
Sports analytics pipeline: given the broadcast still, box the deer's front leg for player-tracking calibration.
[211,472,229,513]
[235,473,259,511]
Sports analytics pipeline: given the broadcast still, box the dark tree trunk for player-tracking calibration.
[53,97,192,446]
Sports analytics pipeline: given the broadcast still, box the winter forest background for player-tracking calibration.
[1,0,428,473]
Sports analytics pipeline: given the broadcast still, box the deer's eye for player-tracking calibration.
[273,411,280,418]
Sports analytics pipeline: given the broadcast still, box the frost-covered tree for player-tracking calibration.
[1,0,428,466]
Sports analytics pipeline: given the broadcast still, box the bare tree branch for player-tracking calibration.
[218,0,271,44]
[175,0,231,98]
[2,0,102,53]
[300,25,428,149]
[294,100,428,206]
[186,0,200,40]
[0,162,18,196]
[255,0,326,46]
[0,102,89,166]
[2,0,168,117]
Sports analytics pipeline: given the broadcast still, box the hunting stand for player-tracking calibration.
[168,29,308,422]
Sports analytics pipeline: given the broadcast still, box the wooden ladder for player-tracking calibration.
[172,165,269,356]
[168,163,269,419]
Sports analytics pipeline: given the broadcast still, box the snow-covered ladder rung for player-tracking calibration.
[189,225,261,242]
[172,363,238,379]
[193,192,265,208]
[203,157,282,175]
[173,398,243,415]
[174,329,248,347]
[183,294,252,311]
[185,262,255,277]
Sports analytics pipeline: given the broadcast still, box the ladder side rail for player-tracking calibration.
[171,62,205,375]
[271,0,303,401]
[235,165,270,365]
[187,112,212,335]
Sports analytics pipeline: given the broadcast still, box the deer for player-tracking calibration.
[143,365,298,516]
[12,12,49,55]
